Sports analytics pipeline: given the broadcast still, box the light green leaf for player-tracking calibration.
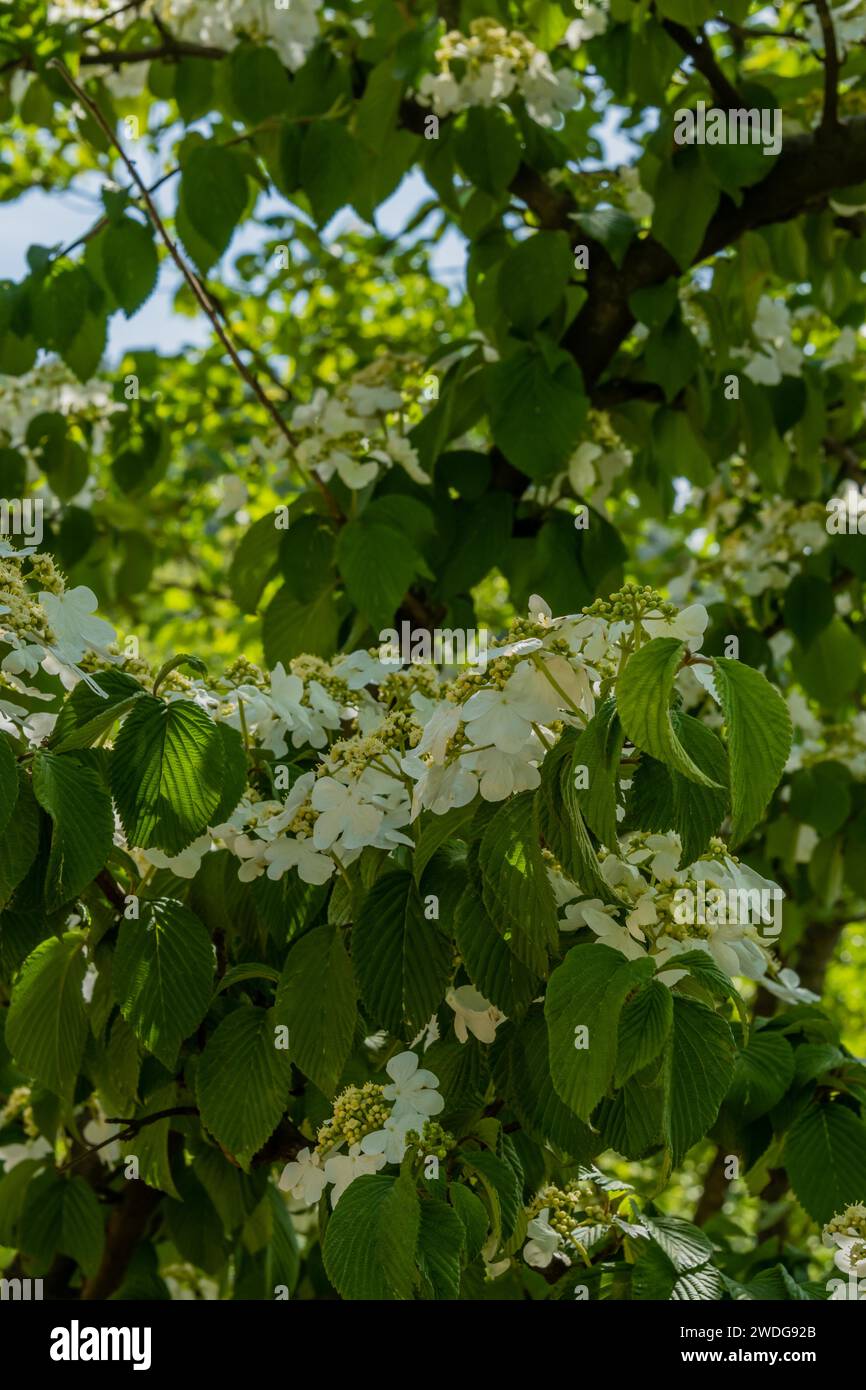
[545,943,655,1120]
[485,345,587,481]
[110,696,224,853]
[617,638,720,787]
[178,144,248,271]
[712,656,792,843]
[662,996,737,1166]
[615,979,674,1086]
[102,218,159,317]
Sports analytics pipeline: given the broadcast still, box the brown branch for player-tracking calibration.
[46,58,342,523]
[95,867,127,912]
[80,1178,163,1300]
[80,40,227,66]
[661,19,744,108]
[813,0,841,132]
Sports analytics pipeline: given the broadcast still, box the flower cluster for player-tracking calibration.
[0,548,117,734]
[823,1204,866,1283]
[552,831,816,1006]
[414,18,580,127]
[288,357,432,491]
[523,1169,647,1270]
[278,1052,447,1207]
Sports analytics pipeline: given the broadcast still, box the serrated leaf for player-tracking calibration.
[0,735,18,837]
[662,996,737,1166]
[617,638,720,787]
[453,882,539,1017]
[492,1010,599,1160]
[417,1197,464,1299]
[570,698,625,848]
[113,898,214,1069]
[322,1172,420,1300]
[545,943,655,1119]
[178,144,248,271]
[197,1005,293,1169]
[615,979,674,1086]
[353,871,450,1037]
[101,218,159,316]
[110,696,224,853]
[785,1102,866,1224]
[275,924,356,1096]
[32,750,114,906]
[712,656,792,843]
[479,791,558,975]
[6,932,88,1098]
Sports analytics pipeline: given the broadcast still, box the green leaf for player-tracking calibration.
[615,979,674,1086]
[626,715,729,862]
[537,729,616,902]
[458,1144,522,1243]
[545,943,655,1119]
[0,735,18,837]
[577,206,636,268]
[789,760,852,838]
[113,898,214,1069]
[110,696,224,853]
[178,144,248,271]
[336,514,429,634]
[478,791,558,976]
[353,871,451,1036]
[417,1197,464,1299]
[20,1170,104,1276]
[492,1010,599,1160]
[651,149,720,269]
[785,1102,866,1224]
[453,882,539,1017]
[301,121,361,226]
[498,231,573,332]
[197,1005,293,1169]
[229,43,289,122]
[7,932,88,1098]
[455,107,521,194]
[0,770,40,908]
[101,218,159,317]
[662,996,737,1166]
[275,924,357,1096]
[50,669,145,753]
[726,1032,795,1121]
[323,1172,420,1300]
[32,751,114,906]
[263,583,341,666]
[413,804,475,883]
[569,698,625,849]
[449,1182,488,1262]
[617,638,720,787]
[229,513,282,612]
[485,345,587,480]
[783,574,835,648]
[712,656,792,843]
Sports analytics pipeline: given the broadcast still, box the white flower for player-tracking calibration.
[263,835,335,884]
[0,1137,51,1171]
[642,602,709,651]
[382,1051,444,1122]
[39,586,115,663]
[82,1110,123,1165]
[323,1142,386,1206]
[359,1111,418,1165]
[311,776,383,851]
[446,985,504,1044]
[464,741,541,801]
[523,1208,568,1269]
[143,835,211,878]
[461,660,564,754]
[761,967,820,1006]
[371,432,430,485]
[278,1147,328,1205]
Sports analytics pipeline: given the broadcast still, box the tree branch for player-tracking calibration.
[813,0,841,132]
[661,19,744,108]
[46,58,343,523]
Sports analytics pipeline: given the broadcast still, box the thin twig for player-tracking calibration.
[813,0,841,132]
[77,0,148,36]
[47,58,341,520]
